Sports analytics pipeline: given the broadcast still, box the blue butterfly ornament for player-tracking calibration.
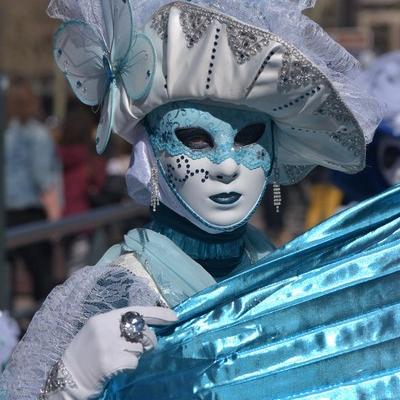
[53,0,156,154]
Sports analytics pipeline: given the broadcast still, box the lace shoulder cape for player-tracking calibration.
[0,226,220,399]
[0,224,273,399]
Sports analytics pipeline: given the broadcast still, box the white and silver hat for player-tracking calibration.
[49,0,382,186]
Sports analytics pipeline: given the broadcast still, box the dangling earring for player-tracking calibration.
[150,167,160,212]
[270,122,282,213]
[273,167,282,213]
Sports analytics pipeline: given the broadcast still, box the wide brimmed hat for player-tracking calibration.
[49,0,381,185]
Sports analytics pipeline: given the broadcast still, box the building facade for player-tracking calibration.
[358,0,400,53]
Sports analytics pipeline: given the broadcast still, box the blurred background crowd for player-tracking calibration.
[2,0,400,369]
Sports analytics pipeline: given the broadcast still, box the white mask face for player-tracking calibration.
[146,102,274,231]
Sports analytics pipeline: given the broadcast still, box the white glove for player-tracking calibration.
[44,306,177,400]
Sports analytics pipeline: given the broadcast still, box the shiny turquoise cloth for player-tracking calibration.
[101,184,400,399]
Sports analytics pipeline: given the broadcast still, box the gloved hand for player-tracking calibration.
[45,306,177,400]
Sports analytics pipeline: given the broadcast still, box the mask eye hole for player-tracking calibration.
[235,123,266,146]
[175,127,214,150]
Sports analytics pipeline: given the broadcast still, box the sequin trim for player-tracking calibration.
[150,6,170,39]
[279,51,324,94]
[226,25,270,64]
[316,92,354,123]
[284,165,313,184]
[39,360,77,399]
[180,7,213,47]
[152,2,273,63]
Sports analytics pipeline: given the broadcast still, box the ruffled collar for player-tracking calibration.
[148,204,248,278]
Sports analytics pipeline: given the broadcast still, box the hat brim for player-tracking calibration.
[114,1,381,184]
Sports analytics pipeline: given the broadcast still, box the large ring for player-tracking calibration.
[120,311,146,343]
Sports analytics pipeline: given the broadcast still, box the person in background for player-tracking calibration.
[89,136,132,208]
[57,104,106,272]
[251,182,311,247]
[331,51,400,207]
[104,137,132,204]
[303,167,343,229]
[5,78,62,302]
[58,104,105,218]
[331,117,400,205]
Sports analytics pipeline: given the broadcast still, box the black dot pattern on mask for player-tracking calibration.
[200,170,209,183]
[175,158,183,169]
[168,161,212,186]
[166,164,177,188]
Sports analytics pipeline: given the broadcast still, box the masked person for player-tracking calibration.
[331,51,400,206]
[3,1,400,400]
[5,79,62,303]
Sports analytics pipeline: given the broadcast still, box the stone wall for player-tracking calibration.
[0,0,57,79]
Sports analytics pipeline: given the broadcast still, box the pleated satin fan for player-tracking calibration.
[53,0,156,153]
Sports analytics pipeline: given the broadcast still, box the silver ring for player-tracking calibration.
[120,311,146,343]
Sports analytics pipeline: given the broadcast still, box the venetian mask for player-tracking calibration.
[146,101,274,231]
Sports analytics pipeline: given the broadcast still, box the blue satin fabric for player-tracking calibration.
[101,184,400,399]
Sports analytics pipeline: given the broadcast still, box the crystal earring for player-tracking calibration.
[150,167,160,212]
[273,167,282,213]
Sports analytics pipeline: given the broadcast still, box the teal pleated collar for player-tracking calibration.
[148,204,248,277]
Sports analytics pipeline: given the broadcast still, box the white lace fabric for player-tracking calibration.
[0,261,161,400]
[47,0,105,40]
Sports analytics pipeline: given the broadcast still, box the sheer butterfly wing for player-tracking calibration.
[54,20,108,106]
[102,0,135,64]
[96,81,117,154]
[121,33,156,101]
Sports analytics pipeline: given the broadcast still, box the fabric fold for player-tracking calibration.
[100,184,400,400]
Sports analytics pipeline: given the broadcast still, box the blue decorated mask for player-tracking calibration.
[146,101,274,230]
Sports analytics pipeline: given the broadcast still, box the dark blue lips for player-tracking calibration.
[209,192,242,205]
